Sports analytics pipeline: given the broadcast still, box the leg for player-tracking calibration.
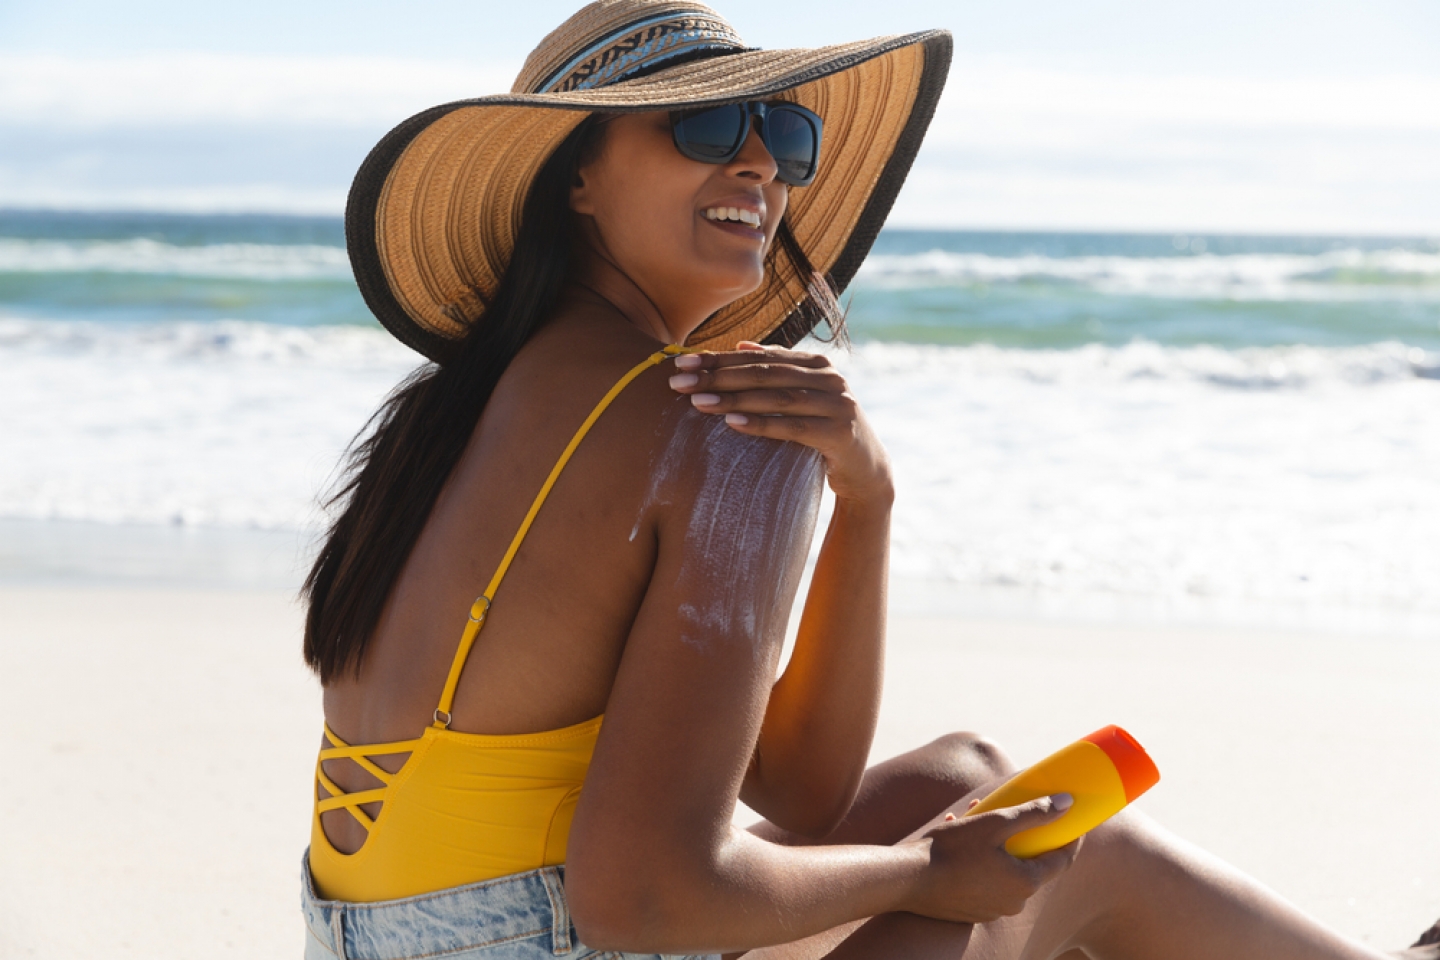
[1033,811,1422,960]
[747,732,1014,848]
[749,799,1416,960]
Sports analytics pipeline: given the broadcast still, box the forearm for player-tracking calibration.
[750,494,892,832]
[573,824,928,954]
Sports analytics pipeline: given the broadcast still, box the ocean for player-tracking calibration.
[2,209,1437,631]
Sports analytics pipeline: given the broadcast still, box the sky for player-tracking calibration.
[1,0,1438,233]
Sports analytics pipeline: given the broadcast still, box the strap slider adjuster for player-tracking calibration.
[469,596,491,624]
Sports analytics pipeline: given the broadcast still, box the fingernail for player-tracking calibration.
[1052,793,1074,812]
[669,373,699,389]
[691,393,721,407]
[673,354,702,370]
[725,413,749,426]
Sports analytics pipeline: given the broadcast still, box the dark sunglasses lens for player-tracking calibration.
[674,105,747,161]
[765,107,819,184]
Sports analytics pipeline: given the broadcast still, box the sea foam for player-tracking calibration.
[856,247,1440,301]
[1,321,1436,622]
[837,341,1440,618]
[0,237,350,280]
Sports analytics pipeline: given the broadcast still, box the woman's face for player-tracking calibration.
[569,109,789,340]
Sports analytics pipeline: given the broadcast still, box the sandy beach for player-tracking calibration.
[1,582,1434,958]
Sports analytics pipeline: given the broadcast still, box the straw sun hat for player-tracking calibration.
[347,0,951,361]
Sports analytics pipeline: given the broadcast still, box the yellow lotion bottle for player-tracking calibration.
[965,725,1160,858]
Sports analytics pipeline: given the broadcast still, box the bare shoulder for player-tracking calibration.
[500,315,825,583]
[645,400,824,538]
[638,401,826,659]
[503,316,821,509]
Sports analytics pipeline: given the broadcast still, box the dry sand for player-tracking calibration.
[0,585,1435,957]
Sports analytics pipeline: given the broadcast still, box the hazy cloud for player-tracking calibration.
[2,53,1437,231]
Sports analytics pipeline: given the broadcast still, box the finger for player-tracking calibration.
[690,387,850,419]
[992,794,1074,838]
[672,347,829,373]
[1024,837,1083,884]
[674,365,847,400]
[722,413,835,444]
[967,799,981,811]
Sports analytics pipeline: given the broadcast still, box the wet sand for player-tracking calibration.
[0,585,1434,957]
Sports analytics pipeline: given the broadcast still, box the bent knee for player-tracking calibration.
[924,731,1016,782]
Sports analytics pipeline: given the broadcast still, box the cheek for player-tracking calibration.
[763,184,789,246]
[592,154,704,251]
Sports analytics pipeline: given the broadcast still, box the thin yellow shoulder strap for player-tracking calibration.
[432,345,685,728]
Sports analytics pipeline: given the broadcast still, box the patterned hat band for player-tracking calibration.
[519,5,748,94]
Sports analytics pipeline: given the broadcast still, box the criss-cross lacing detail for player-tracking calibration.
[315,724,418,832]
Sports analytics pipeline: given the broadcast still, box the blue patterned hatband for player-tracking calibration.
[537,11,748,93]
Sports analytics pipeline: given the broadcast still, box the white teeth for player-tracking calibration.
[704,206,761,227]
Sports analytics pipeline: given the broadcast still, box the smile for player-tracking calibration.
[702,206,762,227]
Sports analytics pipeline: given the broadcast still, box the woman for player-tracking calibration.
[300,2,1439,958]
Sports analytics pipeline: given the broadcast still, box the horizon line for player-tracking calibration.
[2,206,1436,242]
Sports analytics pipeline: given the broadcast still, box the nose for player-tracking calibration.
[727,119,778,183]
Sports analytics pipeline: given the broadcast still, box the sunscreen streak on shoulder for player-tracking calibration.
[964,725,1160,859]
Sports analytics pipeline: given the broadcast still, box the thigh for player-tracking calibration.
[818,911,1090,960]
[736,812,1087,960]
[730,735,1028,960]
[747,732,1014,848]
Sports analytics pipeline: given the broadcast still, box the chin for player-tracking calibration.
[703,258,768,304]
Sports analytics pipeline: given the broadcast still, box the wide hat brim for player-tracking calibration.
[347,30,952,361]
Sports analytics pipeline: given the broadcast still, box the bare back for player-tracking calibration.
[319,307,822,853]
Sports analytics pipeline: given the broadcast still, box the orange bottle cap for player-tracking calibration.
[1083,725,1160,802]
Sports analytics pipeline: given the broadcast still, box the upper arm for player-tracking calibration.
[565,402,823,911]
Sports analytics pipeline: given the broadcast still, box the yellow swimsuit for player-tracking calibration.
[310,346,681,903]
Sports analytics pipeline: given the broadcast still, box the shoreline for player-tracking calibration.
[0,581,1434,956]
[5,516,1437,639]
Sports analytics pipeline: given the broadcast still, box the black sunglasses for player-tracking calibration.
[669,101,824,187]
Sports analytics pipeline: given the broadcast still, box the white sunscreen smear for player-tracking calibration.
[636,404,823,657]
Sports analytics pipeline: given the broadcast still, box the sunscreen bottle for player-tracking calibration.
[964,725,1159,859]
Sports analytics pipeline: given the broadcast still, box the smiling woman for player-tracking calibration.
[293,2,1438,960]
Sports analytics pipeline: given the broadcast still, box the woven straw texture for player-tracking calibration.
[347,0,951,359]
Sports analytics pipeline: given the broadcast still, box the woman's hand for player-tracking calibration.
[669,342,893,507]
[903,796,1082,924]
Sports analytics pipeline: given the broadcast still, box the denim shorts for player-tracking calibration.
[301,851,719,960]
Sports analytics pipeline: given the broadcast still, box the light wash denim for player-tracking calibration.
[301,851,719,960]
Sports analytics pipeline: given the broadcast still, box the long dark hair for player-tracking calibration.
[303,118,846,684]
